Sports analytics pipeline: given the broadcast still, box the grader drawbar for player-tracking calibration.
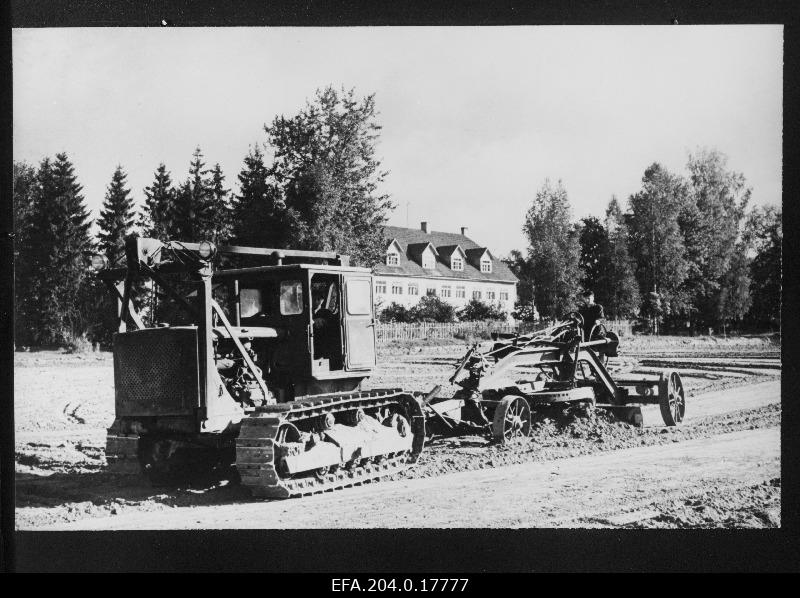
[422,313,686,442]
[98,236,426,498]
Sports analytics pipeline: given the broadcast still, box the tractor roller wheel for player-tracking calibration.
[492,395,532,443]
[659,370,685,426]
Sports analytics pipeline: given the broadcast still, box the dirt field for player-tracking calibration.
[14,335,781,530]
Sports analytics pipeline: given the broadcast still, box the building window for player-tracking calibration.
[486,291,496,301]
[456,286,466,298]
[440,286,451,298]
[472,290,481,300]
[375,280,386,294]
[427,287,436,296]
[499,291,509,301]
[480,258,492,273]
[386,252,399,266]
[391,283,403,295]
[451,256,463,271]
[408,283,419,296]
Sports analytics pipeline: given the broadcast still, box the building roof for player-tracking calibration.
[374,225,518,284]
[436,244,465,262]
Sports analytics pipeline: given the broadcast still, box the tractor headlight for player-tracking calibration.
[91,255,108,270]
[198,240,216,260]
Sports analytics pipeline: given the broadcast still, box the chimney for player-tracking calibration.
[461,226,468,236]
[421,221,428,233]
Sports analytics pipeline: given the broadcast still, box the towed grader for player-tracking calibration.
[98,237,685,499]
[423,314,686,442]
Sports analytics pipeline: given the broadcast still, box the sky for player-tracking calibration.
[12,26,783,256]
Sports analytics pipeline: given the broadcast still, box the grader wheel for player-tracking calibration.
[492,395,532,443]
[659,370,686,426]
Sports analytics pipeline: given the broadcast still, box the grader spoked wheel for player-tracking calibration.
[492,395,532,444]
[659,370,685,426]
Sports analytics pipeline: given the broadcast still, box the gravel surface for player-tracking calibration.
[615,478,782,529]
[14,336,781,529]
[405,402,780,480]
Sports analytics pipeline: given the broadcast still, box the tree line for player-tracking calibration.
[13,84,781,348]
[507,150,781,334]
[13,86,392,348]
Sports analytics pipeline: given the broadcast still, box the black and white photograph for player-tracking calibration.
[7,7,788,572]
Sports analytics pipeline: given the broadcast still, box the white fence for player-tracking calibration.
[375,319,633,344]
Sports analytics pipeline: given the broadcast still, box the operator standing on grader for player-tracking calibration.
[578,289,604,341]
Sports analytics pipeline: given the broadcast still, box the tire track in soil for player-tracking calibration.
[39,427,779,530]
[15,347,781,529]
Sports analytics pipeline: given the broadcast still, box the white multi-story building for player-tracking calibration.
[372,222,519,318]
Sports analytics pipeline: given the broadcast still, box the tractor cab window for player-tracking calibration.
[240,288,264,319]
[279,280,304,315]
[312,278,340,316]
[346,279,371,315]
[239,280,277,321]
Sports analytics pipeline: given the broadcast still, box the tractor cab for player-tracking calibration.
[97,236,377,436]
[213,263,377,387]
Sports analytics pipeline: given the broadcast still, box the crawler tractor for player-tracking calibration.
[423,313,686,440]
[98,237,425,498]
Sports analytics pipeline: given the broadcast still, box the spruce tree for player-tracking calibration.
[97,166,136,266]
[141,163,177,240]
[172,147,214,242]
[204,163,233,244]
[90,166,138,345]
[172,178,195,241]
[13,161,38,345]
[231,146,287,247]
[19,153,94,346]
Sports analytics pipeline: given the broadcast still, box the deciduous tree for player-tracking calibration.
[576,216,608,292]
[596,197,640,319]
[457,298,507,321]
[522,179,582,321]
[744,205,781,327]
[263,86,393,266]
[627,163,690,320]
[681,148,751,327]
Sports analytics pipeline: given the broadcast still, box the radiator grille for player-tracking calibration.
[113,327,200,416]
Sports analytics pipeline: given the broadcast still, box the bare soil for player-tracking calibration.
[14,335,781,529]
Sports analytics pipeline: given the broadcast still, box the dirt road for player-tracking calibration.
[15,339,781,530]
[640,379,779,424]
[41,425,779,530]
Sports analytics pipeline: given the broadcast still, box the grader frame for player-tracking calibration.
[423,314,686,442]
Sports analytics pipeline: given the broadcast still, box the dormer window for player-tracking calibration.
[480,257,492,273]
[422,254,435,269]
[451,256,463,271]
[386,252,399,266]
